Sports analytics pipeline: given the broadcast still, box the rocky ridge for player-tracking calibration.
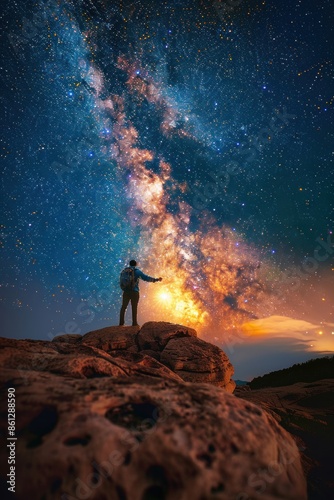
[0,322,307,500]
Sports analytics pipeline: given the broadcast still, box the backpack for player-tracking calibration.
[120,267,137,291]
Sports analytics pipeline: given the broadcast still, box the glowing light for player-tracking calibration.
[157,290,173,304]
[150,279,208,327]
[318,331,323,335]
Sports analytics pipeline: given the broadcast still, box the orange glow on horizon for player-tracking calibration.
[241,316,322,337]
[240,317,334,353]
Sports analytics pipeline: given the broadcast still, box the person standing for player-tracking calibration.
[119,259,162,326]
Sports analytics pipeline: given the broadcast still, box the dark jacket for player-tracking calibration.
[130,266,158,292]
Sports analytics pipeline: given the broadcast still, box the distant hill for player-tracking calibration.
[249,355,334,389]
[235,379,249,386]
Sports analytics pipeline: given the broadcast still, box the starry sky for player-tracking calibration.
[1,0,333,379]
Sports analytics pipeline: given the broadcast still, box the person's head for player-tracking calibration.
[129,259,137,267]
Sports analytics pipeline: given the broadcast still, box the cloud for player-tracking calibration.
[221,315,334,380]
[241,315,320,338]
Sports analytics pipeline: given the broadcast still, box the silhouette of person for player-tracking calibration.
[119,259,162,326]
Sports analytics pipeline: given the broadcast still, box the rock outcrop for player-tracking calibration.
[235,379,334,500]
[0,322,307,499]
[78,321,235,392]
[0,336,182,383]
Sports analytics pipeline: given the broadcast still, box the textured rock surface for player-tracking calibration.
[137,321,197,351]
[81,326,140,353]
[78,321,235,392]
[0,337,182,383]
[0,366,307,500]
[235,379,334,500]
[52,334,82,344]
[160,337,234,389]
[0,322,235,391]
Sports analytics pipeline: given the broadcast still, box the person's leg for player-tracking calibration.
[130,291,140,326]
[119,292,131,325]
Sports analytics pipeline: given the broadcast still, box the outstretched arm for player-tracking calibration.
[136,270,162,283]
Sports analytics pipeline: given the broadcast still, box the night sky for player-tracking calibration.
[1,0,333,379]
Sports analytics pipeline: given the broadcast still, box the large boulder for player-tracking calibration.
[79,322,235,393]
[80,326,139,353]
[137,321,197,351]
[0,366,307,500]
[161,337,235,391]
[0,337,181,383]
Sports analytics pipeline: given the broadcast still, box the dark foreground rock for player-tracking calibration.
[235,379,334,500]
[0,373,307,500]
[0,322,307,499]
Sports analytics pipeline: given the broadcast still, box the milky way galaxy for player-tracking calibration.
[1,0,333,377]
